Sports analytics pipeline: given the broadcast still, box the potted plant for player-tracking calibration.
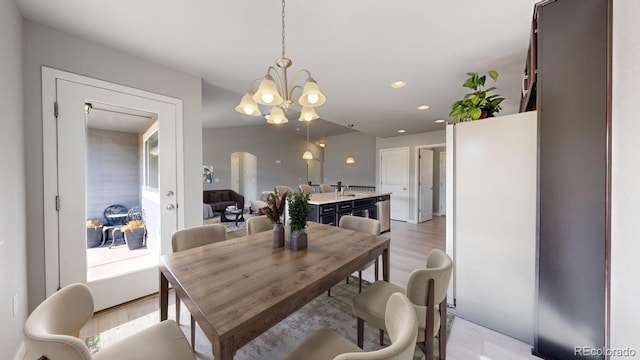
[263,188,287,248]
[86,219,104,248]
[287,192,311,251]
[449,70,506,123]
[122,220,146,250]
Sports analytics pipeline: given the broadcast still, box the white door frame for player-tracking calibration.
[42,67,185,297]
[413,143,445,223]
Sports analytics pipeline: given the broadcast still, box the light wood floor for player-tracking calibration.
[79,216,537,359]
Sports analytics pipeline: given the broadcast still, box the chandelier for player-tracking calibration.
[235,0,326,124]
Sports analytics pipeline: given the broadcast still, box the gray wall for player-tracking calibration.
[0,0,27,358]
[376,130,446,222]
[431,147,445,214]
[323,131,376,187]
[87,129,140,221]
[24,21,203,311]
[203,126,323,201]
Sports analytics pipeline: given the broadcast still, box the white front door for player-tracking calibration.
[419,148,434,222]
[439,151,447,215]
[380,147,409,221]
[56,79,178,310]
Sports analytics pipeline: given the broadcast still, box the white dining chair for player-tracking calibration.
[24,283,195,360]
[353,249,452,360]
[285,292,418,360]
[171,224,226,349]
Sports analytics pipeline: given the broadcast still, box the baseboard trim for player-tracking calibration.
[14,342,25,360]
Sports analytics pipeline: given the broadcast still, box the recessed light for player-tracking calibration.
[417,105,430,110]
[391,81,406,88]
[435,119,445,123]
[398,129,406,133]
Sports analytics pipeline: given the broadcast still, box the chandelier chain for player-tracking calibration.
[281,0,286,58]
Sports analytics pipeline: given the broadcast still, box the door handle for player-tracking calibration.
[166,204,175,210]
[166,190,174,197]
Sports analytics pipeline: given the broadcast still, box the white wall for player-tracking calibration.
[24,21,203,311]
[376,130,446,222]
[611,1,640,356]
[0,0,27,358]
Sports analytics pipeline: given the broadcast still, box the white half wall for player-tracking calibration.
[452,112,537,344]
[611,1,640,357]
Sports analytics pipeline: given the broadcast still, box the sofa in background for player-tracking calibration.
[203,189,245,213]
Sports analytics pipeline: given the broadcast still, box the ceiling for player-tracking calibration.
[87,103,156,134]
[17,0,538,138]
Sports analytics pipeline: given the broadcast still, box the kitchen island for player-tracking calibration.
[307,191,391,232]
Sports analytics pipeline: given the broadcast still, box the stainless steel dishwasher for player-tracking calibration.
[376,195,390,232]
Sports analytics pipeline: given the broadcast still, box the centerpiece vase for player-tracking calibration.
[273,223,285,248]
[290,229,307,251]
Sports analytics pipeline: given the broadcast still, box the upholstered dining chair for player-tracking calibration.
[337,215,381,293]
[171,224,227,349]
[319,183,334,193]
[24,283,195,360]
[275,185,295,225]
[352,249,452,360]
[299,184,314,194]
[285,292,418,360]
[247,215,272,235]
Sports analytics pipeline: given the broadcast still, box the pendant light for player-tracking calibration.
[345,124,356,164]
[302,122,313,160]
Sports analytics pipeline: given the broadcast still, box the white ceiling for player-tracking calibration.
[16,0,538,138]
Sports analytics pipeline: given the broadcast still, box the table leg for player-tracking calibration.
[213,337,234,360]
[160,271,168,321]
[382,244,390,282]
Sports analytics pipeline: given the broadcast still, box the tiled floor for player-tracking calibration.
[86,243,155,282]
[447,317,538,360]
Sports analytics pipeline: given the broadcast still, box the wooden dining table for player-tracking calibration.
[159,222,390,360]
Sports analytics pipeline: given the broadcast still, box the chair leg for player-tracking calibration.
[175,293,181,324]
[439,298,448,360]
[379,329,385,346]
[346,276,349,284]
[357,317,364,349]
[190,315,196,351]
[327,288,331,297]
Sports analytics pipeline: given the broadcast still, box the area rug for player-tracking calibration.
[86,278,453,360]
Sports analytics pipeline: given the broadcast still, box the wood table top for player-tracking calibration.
[159,222,389,352]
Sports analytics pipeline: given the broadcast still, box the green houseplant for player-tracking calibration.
[263,188,287,248]
[122,220,146,250]
[287,192,311,251]
[449,70,505,123]
[86,219,104,248]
